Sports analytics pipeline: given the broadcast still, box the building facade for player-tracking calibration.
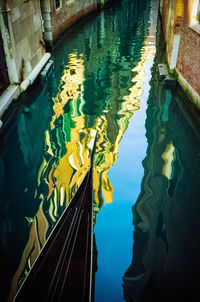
[41,0,104,45]
[160,0,200,107]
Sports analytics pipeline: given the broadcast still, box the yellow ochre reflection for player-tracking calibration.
[9,36,156,300]
[51,53,85,130]
[92,38,156,215]
[162,142,175,179]
[8,53,94,301]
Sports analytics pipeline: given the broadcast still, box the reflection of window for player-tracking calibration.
[55,0,62,10]
[190,0,200,34]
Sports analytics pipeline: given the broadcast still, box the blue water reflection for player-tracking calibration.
[0,0,154,300]
[2,0,200,301]
[122,18,200,302]
[94,71,153,302]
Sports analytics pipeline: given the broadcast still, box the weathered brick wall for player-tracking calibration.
[161,0,200,98]
[7,0,45,80]
[177,24,200,95]
[50,0,98,40]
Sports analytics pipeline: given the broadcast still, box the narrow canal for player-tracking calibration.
[1,0,200,301]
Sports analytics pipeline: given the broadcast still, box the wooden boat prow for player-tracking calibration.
[12,156,95,302]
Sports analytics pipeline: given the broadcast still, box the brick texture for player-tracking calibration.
[161,0,200,96]
[177,24,200,94]
[50,0,98,40]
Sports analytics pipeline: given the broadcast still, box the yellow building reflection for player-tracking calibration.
[9,35,156,299]
[162,142,175,179]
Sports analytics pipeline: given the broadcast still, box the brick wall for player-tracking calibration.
[161,0,200,100]
[50,0,98,40]
[176,7,200,95]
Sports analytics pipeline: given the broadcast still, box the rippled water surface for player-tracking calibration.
[1,0,200,301]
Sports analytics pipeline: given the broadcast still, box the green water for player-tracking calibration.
[1,0,200,301]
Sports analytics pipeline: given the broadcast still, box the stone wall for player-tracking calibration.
[5,0,45,82]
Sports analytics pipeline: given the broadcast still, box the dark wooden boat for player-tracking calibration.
[12,162,95,302]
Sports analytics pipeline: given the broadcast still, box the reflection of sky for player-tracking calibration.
[94,81,150,301]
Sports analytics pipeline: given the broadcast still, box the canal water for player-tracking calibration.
[1,0,200,301]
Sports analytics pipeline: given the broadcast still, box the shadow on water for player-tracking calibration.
[122,18,200,302]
